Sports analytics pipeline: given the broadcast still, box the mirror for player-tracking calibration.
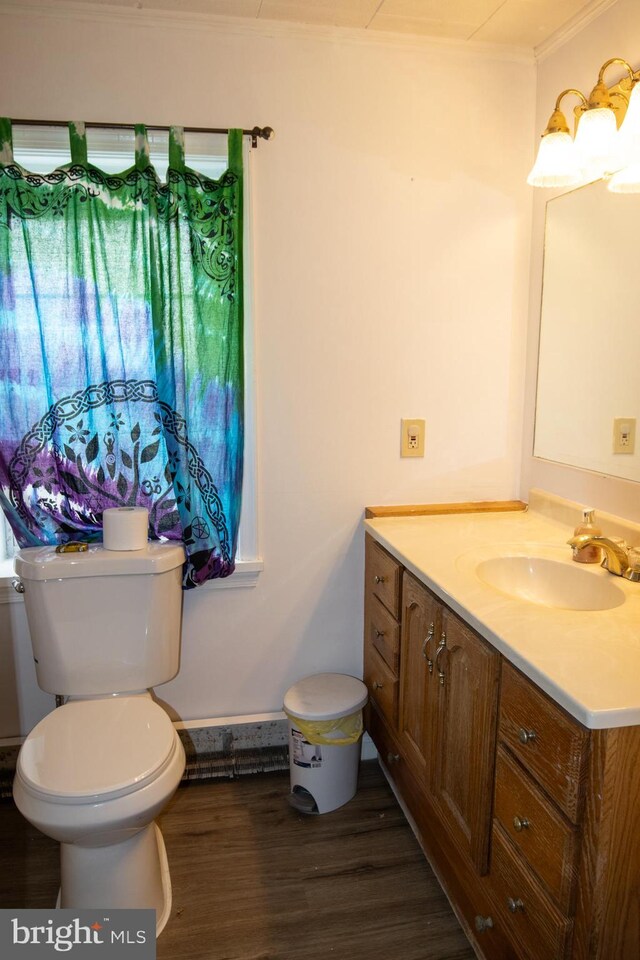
[534,179,640,482]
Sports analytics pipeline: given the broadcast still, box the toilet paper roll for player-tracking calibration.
[102,506,149,551]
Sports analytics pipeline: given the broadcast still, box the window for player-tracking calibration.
[0,125,260,586]
[0,519,18,576]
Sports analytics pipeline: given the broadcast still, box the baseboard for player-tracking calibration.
[360,732,377,761]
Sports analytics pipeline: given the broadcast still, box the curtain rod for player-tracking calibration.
[10,119,275,148]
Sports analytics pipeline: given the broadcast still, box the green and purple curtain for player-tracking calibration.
[0,119,244,588]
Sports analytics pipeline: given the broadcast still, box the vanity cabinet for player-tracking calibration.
[363,531,640,960]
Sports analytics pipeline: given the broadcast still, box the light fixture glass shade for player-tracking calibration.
[611,82,640,184]
[573,107,620,180]
[527,131,583,187]
[607,163,640,192]
[618,82,640,151]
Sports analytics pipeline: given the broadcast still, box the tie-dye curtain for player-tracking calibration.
[0,119,244,588]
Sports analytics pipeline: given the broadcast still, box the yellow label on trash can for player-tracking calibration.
[285,709,363,747]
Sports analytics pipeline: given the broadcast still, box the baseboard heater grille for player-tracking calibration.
[183,745,289,781]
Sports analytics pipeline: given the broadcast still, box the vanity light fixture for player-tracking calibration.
[528,58,640,191]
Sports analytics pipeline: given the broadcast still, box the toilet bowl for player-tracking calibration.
[13,694,185,934]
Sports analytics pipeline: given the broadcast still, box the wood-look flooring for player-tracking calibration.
[0,762,476,960]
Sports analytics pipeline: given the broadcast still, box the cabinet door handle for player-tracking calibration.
[421,622,435,673]
[372,681,384,690]
[387,752,400,764]
[435,633,446,686]
[513,815,530,832]
[374,575,386,584]
[506,897,525,914]
[474,915,494,933]
[374,629,385,639]
[518,727,537,745]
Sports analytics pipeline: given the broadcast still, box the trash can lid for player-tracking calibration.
[284,673,368,722]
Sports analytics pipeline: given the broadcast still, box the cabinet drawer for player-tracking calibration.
[494,747,578,914]
[365,534,402,619]
[365,594,400,675]
[447,863,520,960]
[491,824,572,960]
[364,643,399,729]
[499,662,588,823]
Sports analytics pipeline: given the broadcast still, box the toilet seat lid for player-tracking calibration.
[18,697,177,803]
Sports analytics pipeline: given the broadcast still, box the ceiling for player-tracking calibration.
[54,0,606,50]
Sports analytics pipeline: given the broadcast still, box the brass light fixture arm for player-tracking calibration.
[590,59,640,127]
[555,89,588,112]
[597,58,635,86]
[543,89,588,136]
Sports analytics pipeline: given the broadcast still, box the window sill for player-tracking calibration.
[0,558,263,604]
[200,559,264,590]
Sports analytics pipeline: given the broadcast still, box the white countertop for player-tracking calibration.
[364,502,640,730]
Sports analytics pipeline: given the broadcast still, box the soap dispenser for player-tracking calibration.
[572,508,601,564]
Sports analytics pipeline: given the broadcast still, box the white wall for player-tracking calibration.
[0,3,535,736]
[522,0,640,521]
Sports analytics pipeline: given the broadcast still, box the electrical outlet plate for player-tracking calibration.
[613,417,636,455]
[401,419,425,458]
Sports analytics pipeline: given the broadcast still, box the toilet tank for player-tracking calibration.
[15,543,185,696]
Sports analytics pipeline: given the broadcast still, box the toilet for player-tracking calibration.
[12,542,187,936]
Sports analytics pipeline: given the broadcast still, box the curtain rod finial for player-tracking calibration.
[251,126,275,147]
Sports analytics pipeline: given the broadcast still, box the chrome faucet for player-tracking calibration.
[567,534,640,580]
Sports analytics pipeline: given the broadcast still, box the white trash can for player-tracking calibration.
[283,673,368,814]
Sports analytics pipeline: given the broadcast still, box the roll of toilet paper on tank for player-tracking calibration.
[102,506,149,551]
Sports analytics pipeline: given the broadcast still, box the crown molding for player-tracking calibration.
[534,0,620,62]
[0,0,535,65]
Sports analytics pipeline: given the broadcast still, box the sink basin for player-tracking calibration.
[476,556,625,611]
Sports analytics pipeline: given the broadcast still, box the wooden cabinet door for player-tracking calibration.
[398,572,439,788]
[432,607,500,875]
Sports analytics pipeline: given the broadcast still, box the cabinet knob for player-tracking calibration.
[372,681,384,690]
[474,915,494,933]
[518,727,537,745]
[374,629,385,639]
[387,752,400,764]
[506,897,525,914]
[374,575,386,584]
[513,815,530,832]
